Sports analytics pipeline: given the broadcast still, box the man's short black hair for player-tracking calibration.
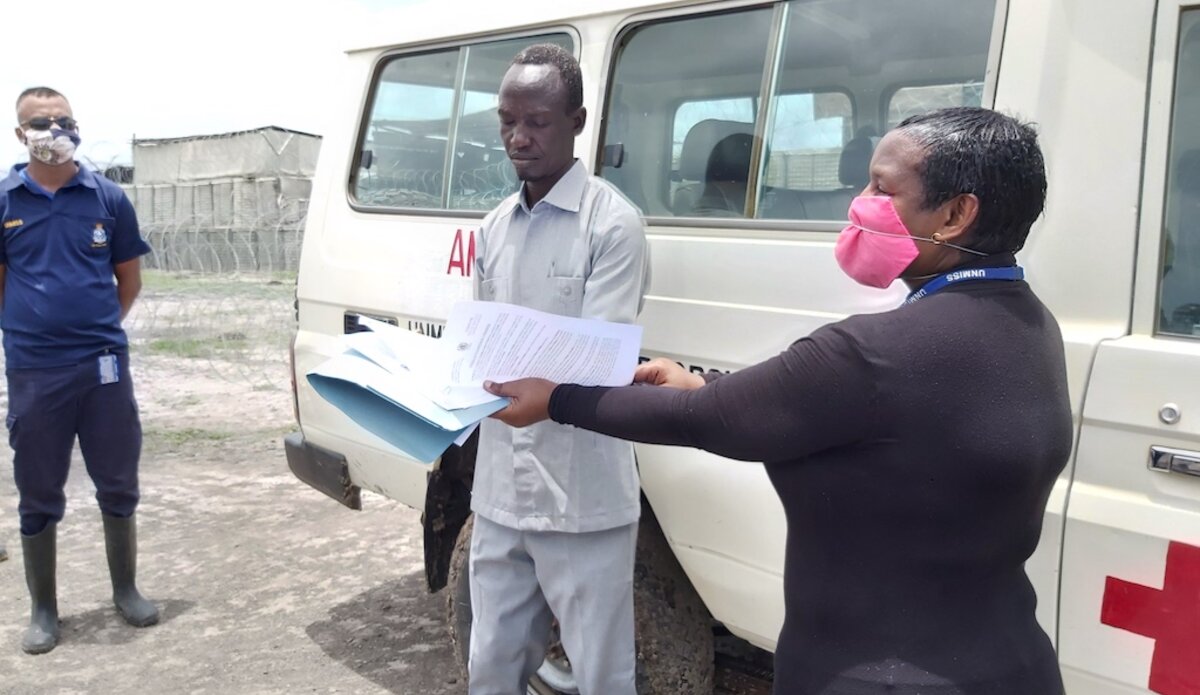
[16,86,68,112]
[897,107,1047,254]
[511,43,583,113]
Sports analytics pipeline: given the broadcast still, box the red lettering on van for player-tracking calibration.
[1101,541,1200,694]
[446,229,476,277]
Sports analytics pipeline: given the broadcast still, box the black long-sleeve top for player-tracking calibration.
[549,257,1071,695]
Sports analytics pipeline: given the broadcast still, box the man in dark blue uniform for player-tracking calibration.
[2,87,157,654]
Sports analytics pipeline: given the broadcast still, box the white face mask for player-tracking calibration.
[24,128,79,166]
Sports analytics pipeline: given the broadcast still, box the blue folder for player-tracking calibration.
[307,352,507,464]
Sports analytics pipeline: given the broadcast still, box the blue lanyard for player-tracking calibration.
[904,266,1024,305]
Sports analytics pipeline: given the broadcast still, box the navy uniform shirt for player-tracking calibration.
[0,163,152,369]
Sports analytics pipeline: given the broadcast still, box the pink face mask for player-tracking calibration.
[835,196,920,289]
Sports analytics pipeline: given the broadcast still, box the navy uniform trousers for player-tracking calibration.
[6,350,141,536]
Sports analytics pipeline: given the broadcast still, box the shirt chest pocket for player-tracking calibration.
[480,277,513,304]
[548,276,584,317]
[72,215,115,256]
[482,276,585,316]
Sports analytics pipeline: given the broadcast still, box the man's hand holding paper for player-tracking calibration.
[437,300,642,407]
[306,300,642,463]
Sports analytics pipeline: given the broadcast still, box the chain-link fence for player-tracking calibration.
[125,269,297,393]
[118,179,305,387]
[139,216,304,274]
[123,174,309,275]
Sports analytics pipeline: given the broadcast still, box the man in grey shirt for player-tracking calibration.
[469,44,650,695]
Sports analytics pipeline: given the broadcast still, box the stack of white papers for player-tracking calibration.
[307,300,643,463]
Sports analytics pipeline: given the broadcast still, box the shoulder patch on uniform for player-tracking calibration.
[3,219,22,229]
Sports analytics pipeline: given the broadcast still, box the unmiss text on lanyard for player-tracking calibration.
[904,266,1025,305]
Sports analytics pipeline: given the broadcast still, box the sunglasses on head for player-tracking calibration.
[21,116,78,131]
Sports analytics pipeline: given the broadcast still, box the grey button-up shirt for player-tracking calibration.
[472,160,651,533]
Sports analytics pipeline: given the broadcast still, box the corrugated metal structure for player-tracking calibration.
[122,126,321,273]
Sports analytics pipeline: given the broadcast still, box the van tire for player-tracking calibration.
[445,514,474,682]
[445,506,715,694]
[633,500,715,694]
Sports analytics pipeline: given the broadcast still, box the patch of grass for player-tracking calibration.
[141,270,296,301]
[148,335,248,358]
[144,427,235,447]
[148,338,207,358]
[173,394,203,407]
[140,270,198,291]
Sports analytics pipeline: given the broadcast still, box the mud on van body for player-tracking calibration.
[286,1,1200,692]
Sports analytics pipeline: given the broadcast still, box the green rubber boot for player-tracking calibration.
[102,514,159,628]
[21,524,59,655]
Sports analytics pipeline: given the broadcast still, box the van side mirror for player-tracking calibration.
[602,143,625,169]
[360,150,374,170]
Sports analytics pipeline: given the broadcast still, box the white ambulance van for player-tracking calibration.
[285,0,1200,692]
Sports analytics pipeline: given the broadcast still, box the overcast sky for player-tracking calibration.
[0,0,425,168]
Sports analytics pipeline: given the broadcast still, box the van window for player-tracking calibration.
[1160,9,1200,337]
[671,97,757,215]
[353,33,572,212]
[673,98,756,172]
[603,8,775,218]
[599,0,999,222]
[762,92,854,191]
[886,83,985,130]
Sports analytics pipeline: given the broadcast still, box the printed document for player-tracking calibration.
[306,301,643,463]
[433,301,643,409]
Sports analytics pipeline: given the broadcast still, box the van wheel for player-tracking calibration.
[446,515,577,694]
[445,508,715,694]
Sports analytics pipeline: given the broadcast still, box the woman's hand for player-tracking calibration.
[484,378,556,427]
[634,357,706,390]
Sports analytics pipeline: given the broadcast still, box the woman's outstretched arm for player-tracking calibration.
[491,325,878,463]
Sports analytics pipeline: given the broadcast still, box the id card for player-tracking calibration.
[99,354,120,385]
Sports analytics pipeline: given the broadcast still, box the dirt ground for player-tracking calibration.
[0,274,773,695]
[0,276,465,695]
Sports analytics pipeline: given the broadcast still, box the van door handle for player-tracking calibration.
[1149,446,1200,477]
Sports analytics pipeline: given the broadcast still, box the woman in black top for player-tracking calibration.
[485,108,1071,695]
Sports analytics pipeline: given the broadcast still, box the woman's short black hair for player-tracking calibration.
[511,43,584,114]
[897,107,1047,254]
